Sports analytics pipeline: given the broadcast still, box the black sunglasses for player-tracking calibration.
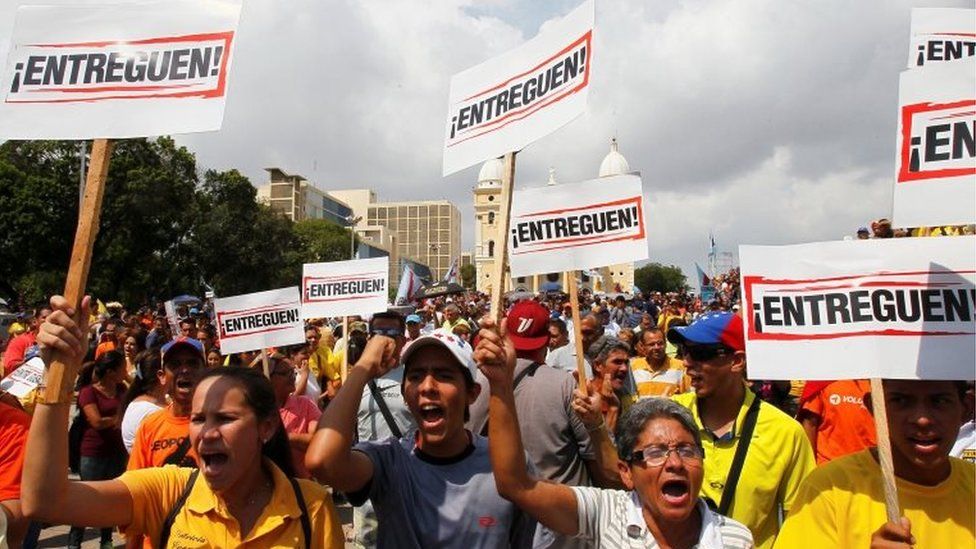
[370,327,404,338]
[680,344,730,362]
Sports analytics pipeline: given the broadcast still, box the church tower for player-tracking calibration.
[598,138,636,293]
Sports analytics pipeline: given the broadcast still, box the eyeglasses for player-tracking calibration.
[370,327,404,338]
[680,344,730,362]
[631,443,704,467]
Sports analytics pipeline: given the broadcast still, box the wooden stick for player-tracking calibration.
[341,316,349,382]
[489,152,517,325]
[43,139,114,404]
[260,349,270,379]
[566,271,588,393]
[870,377,901,522]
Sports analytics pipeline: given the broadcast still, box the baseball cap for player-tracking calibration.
[857,227,869,234]
[400,328,477,383]
[667,311,744,352]
[161,337,205,364]
[405,314,422,324]
[505,300,550,351]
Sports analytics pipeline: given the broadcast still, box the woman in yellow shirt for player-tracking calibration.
[23,296,344,548]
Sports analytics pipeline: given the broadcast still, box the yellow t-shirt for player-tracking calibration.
[630,356,690,397]
[673,388,815,549]
[118,462,344,548]
[775,450,975,548]
[309,344,339,382]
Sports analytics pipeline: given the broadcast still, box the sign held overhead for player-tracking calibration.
[0,0,242,139]
[214,287,305,355]
[442,0,593,175]
[907,8,976,69]
[740,237,976,381]
[302,257,390,319]
[508,174,647,278]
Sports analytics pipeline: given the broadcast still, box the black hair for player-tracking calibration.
[549,318,568,336]
[280,343,309,358]
[92,350,125,383]
[370,311,406,331]
[197,366,296,478]
[119,350,163,417]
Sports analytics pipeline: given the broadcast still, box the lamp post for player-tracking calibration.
[345,215,362,259]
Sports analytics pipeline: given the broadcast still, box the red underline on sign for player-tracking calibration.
[304,272,385,283]
[217,303,299,317]
[743,270,976,286]
[220,326,294,339]
[771,281,964,293]
[511,233,642,255]
[29,31,235,48]
[462,31,592,101]
[517,196,641,218]
[304,295,377,303]
[926,32,976,38]
[931,110,975,120]
[750,329,975,341]
[520,230,633,248]
[31,84,198,93]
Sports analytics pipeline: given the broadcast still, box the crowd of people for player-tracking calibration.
[0,278,973,548]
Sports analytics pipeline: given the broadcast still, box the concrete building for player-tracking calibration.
[257,168,354,225]
[472,139,636,295]
[366,201,461,281]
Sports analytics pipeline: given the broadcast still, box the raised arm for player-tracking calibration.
[306,335,396,493]
[23,295,134,527]
[475,319,580,537]
[573,388,624,489]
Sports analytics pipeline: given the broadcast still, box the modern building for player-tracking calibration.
[366,200,461,281]
[472,139,637,295]
[257,168,354,225]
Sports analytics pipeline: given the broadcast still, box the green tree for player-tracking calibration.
[292,219,354,264]
[460,263,476,289]
[634,263,688,294]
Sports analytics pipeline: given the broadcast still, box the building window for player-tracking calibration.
[488,241,495,257]
[488,212,495,225]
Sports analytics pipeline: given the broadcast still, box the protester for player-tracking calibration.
[23,296,344,547]
[669,312,815,549]
[306,328,537,547]
[206,348,222,369]
[2,307,49,374]
[120,327,146,381]
[951,382,975,462]
[0,401,30,548]
[269,352,321,480]
[441,303,464,331]
[69,350,128,549]
[144,315,169,350]
[474,319,753,547]
[587,338,637,433]
[775,380,975,547]
[796,379,876,464]
[306,325,337,402]
[119,351,168,453]
[545,318,578,372]
[404,314,422,341]
[630,328,689,398]
[579,314,611,363]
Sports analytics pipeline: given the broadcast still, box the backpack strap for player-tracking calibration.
[480,362,542,436]
[368,380,403,439]
[717,395,761,516]
[159,469,199,548]
[287,476,312,549]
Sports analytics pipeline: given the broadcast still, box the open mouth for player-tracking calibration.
[418,404,446,427]
[175,378,194,391]
[200,451,229,474]
[660,479,691,505]
[908,435,942,455]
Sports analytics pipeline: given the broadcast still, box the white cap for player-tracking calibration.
[400,328,477,383]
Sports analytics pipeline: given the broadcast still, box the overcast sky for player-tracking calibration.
[1,0,970,283]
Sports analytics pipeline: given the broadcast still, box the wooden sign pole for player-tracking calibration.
[489,152,517,325]
[870,377,902,522]
[260,349,271,379]
[565,271,588,393]
[43,139,114,404]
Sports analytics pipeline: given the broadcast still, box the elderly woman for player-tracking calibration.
[475,318,754,548]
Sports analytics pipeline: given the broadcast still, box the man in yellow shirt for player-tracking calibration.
[776,379,975,548]
[669,312,815,549]
[630,328,689,398]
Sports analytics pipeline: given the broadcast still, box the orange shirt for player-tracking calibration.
[800,379,876,465]
[127,405,197,470]
[0,403,30,502]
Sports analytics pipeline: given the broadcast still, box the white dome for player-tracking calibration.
[477,157,504,186]
[598,138,630,177]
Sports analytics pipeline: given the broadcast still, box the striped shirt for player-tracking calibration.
[631,356,690,398]
[572,487,754,548]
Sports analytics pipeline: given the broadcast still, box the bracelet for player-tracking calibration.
[585,419,606,432]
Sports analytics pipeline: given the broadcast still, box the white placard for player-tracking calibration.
[892,60,975,227]
[442,0,593,176]
[508,174,647,278]
[302,257,389,318]
[0,356,45,398]
[0,0,242,139]
[214,287,305,355]
[740,236,976,381]
[907,8,976,69]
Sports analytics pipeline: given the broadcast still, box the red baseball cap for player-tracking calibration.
[506,301,550,351]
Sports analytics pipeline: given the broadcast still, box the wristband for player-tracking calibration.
[585,419,606,432]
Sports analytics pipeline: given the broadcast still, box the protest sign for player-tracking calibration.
[0,0,242,139]
[508,174,647,278]
[892,60,975,227]
[0,357,44,398]
[906,8,976,69]
[302,257,389,318]
[441,0,593,176]
[214,287,304,355]
[739,236,976,381]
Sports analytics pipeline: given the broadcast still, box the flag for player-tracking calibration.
[443,257,460,284]
[396,264,422,305]
[708,232,716,258]
[696,263,716,301]
[695,263,711,288]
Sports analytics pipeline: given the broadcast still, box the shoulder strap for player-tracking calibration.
[159,469,199,549]
[479,362,542,436]
[368,380,403,439]
[717,396,761,516]
[287,477,312,549]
